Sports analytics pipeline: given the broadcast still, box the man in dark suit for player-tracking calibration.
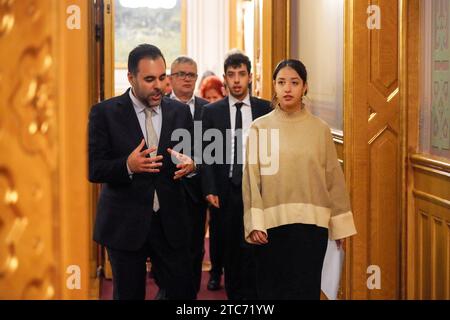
[201,52,272,300]
[88,44,196,300]
[166,56,209,296]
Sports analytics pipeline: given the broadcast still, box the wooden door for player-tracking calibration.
[344,0,409,299]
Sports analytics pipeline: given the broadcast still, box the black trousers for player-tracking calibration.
[254,223,328,300]
[186,196,208,294]
[222,181,258,300]
[208,206,225,280]
[107,212,195,300]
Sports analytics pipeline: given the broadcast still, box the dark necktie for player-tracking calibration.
[231,102,244,186]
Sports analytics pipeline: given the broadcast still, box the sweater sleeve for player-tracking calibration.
[325,128,357,240]
[242,125,267,243]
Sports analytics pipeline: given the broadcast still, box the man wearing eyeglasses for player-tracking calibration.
[163,56,209,298]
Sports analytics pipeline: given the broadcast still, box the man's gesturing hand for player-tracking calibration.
[127,139,163,174]
[167,148,195,180]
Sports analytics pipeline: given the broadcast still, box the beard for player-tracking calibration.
[134,87,162,108]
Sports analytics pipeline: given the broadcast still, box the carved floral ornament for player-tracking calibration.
[0,0,15,37]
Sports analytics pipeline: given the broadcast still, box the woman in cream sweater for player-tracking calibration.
[242,59,357,299]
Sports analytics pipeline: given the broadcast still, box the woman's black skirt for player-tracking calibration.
[254,223,328,300]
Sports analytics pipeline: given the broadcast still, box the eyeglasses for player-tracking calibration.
[171,71,198,80]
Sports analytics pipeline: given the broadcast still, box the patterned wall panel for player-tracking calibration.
[0,0,58,299]
[431,0,450,151]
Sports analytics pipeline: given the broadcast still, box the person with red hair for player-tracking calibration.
[200,75,226,103]
[199,75,227,291]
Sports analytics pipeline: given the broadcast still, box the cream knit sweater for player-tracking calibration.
[243,106,357,242]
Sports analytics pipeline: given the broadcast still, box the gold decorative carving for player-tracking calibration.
[369,106,377,122]
[0,0,15,37]
[0,0,92,299]
[0,169,22,277]
[10,40,56,167]
[0,0,58,299]
[21,267,55,299]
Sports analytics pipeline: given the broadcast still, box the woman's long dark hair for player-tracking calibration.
[271,59,308,108]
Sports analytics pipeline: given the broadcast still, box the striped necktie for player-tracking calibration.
[144,107,160,212]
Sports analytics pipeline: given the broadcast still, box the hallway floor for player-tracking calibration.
[100,271,227,300]
[100,237,227,300]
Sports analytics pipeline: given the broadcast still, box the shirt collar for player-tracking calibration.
[229,93,251,108]
[170,92,195,105]
[129,88,160,114]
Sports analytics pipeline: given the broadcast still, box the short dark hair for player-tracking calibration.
[128,44,166,75]
[224,53,252,74]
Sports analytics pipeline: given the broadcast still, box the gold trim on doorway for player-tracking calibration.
[387,87,399,103]
[368,106,377,122]
[368,125,396,145]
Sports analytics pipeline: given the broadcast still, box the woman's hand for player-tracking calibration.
[205,194,220,208]
[336,239,346,250]
[249,230,268,245]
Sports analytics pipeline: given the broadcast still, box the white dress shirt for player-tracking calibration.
[127,89,162,175]
[170,92,195,117]
[229,94,252,177]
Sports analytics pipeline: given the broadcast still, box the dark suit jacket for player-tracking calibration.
[201,96,272,201]
[89,89,194,251]
[180,96,209,204]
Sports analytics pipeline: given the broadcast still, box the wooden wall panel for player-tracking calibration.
[369,129,399,299]
[56,0,91,300]
[333,133,344,163]
[417,209,431,298]
[0,0,91,299]
[370,0,399,94]
[411,156,450,300]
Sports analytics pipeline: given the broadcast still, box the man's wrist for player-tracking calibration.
[126,159,134,176]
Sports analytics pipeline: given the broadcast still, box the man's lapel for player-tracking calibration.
[194,100,202,121]
[158,97,172,155]
[222,96,231,129]
[250,96,262,120]
[120,89,146,147]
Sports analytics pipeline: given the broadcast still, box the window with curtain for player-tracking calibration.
[114,0,183,95]
[420,0,450,160]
